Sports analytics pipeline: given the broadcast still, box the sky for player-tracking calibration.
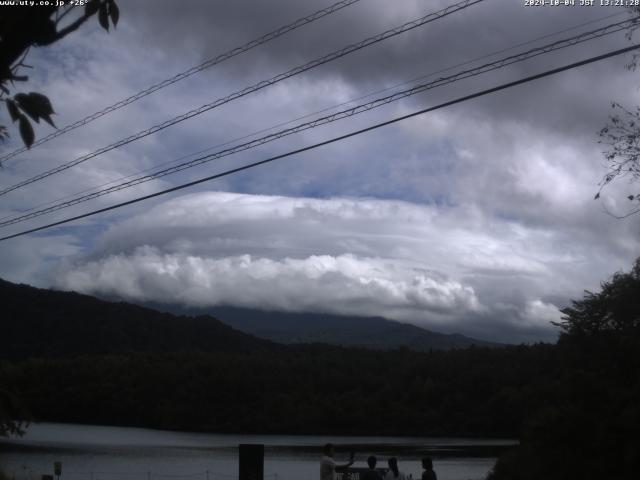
[1,0,640,343]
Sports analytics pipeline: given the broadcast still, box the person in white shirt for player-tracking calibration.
[383,457,408,480]
[320,443,354,480]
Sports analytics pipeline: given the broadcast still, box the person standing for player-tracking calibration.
[383,457,407,480]
[421,457,437,480]
[362,456,383,480]
[321,443,354,480]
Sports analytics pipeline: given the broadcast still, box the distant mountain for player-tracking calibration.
[0,279,539,439]
[0,277,498,362]
[0,279,276,360]
[146,304,500,350]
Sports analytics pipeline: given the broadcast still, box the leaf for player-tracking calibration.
[13,92,56,127]
[40,114,56,129]
[14,93,40,123]
[27,92,56,126]
[27,92,54,115]
[85,0,100,16]
[18,114,34,148]
[6,99,20,122]
[108,0,120,27]
[98,3,110,31]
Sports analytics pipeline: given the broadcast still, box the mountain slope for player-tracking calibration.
[147,304,499,350]
[0,279,276,360]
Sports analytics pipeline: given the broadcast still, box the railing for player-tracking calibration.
[336,467,389,480]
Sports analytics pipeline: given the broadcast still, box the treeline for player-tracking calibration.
[1,343,556,437]
[2,258,640,479]
[488,260,640,480]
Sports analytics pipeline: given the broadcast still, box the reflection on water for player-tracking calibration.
[0,423,516,480]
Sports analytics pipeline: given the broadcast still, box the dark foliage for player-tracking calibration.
[595,7,640,216]
[488,259,640,480]
[0,379,29,437]
[556,258,640,336]
[0,279,275,359]
[2,259,639,480]
[597,102,640,216]
[0,345,558,437]
[0,1,118,148]
[0,278,555,438]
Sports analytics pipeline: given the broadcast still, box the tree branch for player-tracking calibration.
[47,7,99,44]
[55,5,76,26]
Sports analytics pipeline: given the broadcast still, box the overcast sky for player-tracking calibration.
[2,0,640,343]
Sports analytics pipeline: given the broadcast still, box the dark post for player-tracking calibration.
[239,444,264,480]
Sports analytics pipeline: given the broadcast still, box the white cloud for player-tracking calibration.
[521,299,563,328]
[58,248,483,321]
[50,190,636,342]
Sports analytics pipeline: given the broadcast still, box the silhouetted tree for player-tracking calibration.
[596,8,640,216]
[556,257,640,336]
[0,381,29,437]
[1,0,119,148]
[489,259,640,480]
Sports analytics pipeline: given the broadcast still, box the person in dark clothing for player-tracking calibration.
[362,456,383,480]
[384,457,407,480]
[421,457,437,480]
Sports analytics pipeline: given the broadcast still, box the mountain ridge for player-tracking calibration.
[0,278,500,361]
[0,278,276,360]
[142,304,501,350]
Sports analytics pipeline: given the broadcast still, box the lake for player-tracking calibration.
[0,423,516,480]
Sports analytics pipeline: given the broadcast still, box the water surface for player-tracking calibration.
[0,423,515,480]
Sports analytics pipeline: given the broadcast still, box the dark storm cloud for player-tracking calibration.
[121,0,636,128]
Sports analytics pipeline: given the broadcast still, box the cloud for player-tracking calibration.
[51,190,636,343]
[522,299,563,328]
[57,248,483,320]
[1,1,639,346]
[0,234,81,287]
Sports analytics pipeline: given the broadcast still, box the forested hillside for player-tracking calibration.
[0,279,275,360]
[2,344,554,437]
[0,279,550,437]
[2,260,639,480]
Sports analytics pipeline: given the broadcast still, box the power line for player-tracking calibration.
[0,0,363,165]
[1,16,635,229]
[0,0,485,197]
[2,10,626,225]
[1,43,638,243]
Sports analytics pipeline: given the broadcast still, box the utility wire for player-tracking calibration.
[1,16,636,229]
[1,43,638,243]
[0,0,363,165]
[0,0,485,197]
[2,9,625,224]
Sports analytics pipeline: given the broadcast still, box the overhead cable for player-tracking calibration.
[0,0,485,197]
[1,16,636,229]
[0,0,364,165]
[3,8,626,224]
[1,43,638,243]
